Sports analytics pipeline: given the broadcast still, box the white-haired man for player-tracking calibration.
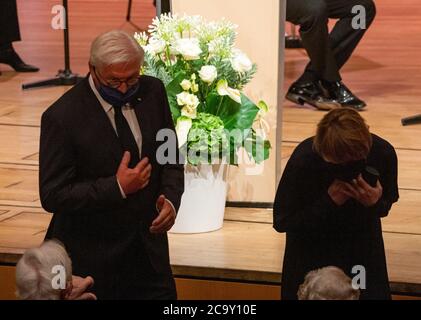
[298,266,360,300]
[39,30,184,299]
[16,240,96,300]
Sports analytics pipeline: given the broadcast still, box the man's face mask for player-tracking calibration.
[326,159,367,182]
[97,82,139,107]
[93,67,140,107]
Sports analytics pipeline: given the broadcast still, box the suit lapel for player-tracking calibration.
[81,78,123,165]
[133,94,152,160]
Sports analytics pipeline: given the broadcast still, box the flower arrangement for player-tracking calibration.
[135,14,270,165]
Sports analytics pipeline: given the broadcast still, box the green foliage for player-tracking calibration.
[135,14,271,166]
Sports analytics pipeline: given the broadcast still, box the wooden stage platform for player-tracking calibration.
[0,0,421,299]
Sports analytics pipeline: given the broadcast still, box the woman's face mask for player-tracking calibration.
[325,159,367,182]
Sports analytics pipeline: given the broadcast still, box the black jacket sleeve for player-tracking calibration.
[365,144,399,218]
[273,156,340,233]
[156,80,185,212]
[39,110,124,214]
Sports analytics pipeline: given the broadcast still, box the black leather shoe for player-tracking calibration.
[286,81,340,111]
[320,80,366,110]
[0,47,39,72]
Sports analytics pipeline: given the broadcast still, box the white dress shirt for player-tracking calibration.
[88,75,176,214]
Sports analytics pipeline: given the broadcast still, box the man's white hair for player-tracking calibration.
[89,30,144,71]
[15,240,72,300]
[298,266,360,300]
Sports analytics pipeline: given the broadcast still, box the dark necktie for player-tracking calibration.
[112,105,140,168]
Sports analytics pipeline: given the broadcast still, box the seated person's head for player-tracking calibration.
[313,108,372,164]
[15,240,72,300]
[298,266,360,300]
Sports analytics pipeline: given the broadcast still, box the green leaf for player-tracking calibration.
[205,93,259,131]
[257,100,269,113]
[166,71,187,97]
[244,130,271,164]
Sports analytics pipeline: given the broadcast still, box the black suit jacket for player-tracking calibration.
[39,75,184,299]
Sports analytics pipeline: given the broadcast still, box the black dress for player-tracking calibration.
[273,134,399,300]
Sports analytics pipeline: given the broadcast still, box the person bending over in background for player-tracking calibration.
[274,108,399,299]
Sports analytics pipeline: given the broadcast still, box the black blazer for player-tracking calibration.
[39,75,184,298]
[273,135,399,300]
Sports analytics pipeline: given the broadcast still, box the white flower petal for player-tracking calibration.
[176,117,192,146]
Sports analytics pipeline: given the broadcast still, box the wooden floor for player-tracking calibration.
[0,0,421,296]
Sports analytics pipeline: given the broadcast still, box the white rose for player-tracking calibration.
[173,38,202,61]
[180,79,192,91]
[181,105,198,119]
[231,49,253,73]
[186,93,200,109]
[198,65,217,84]
[216,79,242,104]
[176,92,200,109]
[144,38,166,56]
[176,91,191,106]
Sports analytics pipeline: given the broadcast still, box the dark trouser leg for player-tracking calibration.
[287,0,341,83]
[325,0,376,69]
[0,0,21,46]
[302,0,376,81]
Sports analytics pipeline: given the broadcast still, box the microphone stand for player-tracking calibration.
[22,0,84,90]
[401,114,421,126]
[126,0,142,30]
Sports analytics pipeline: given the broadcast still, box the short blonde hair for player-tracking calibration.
[298,266,360,300]
[15,240,72,300]
[313,108,372,163]
[89,30,144,70]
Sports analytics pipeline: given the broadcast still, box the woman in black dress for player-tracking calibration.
[273,108,399,300]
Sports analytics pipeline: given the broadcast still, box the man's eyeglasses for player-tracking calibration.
[94,67,140,89]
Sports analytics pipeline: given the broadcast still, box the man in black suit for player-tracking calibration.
[0,0,39,74]
[39,30,184,299]
[285,0,376,111]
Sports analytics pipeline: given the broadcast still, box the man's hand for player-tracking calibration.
[150,195,176,233]
[64,276,97,300]
[328,179,351,206]
[342,175,383,207]
[116,151,151,195]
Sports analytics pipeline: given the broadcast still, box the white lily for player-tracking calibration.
[176,117,193,147]
[216,79,242,104]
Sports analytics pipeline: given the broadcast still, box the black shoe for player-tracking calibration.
[0,46,39,72]
[320,80,366,110]
[286,81,340,111]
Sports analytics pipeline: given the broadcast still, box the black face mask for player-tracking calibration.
[325,159,367,182]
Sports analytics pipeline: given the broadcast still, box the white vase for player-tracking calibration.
[170,163,228,234]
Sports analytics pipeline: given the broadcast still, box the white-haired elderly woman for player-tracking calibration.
[298,266,360,300]
[15,240,96,300]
